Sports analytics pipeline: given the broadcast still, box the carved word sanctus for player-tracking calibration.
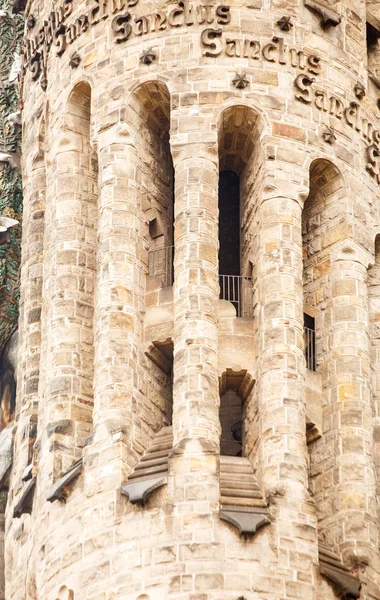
[201,31,321,75]
[295,74,380,185]
[112,2,230,42]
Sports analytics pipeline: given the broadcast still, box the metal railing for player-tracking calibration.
[304,326,316,371]
[219,275,253,318]
[148,245,174,288]
[147,249,253,318]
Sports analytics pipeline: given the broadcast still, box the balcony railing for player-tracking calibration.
[147,248,253,318]
[148,245,174,288]
[219,275,253,318]
[304,326,316,371]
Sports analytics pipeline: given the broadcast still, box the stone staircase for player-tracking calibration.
[121,426,173,504]
[219,455,270,535]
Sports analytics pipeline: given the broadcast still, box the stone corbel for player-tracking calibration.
[304,0,341,29]
[219,505,270,535]
[13,477,36,518]
[121,474,168,504]
[47,459,83,502]
[319,543,361,598]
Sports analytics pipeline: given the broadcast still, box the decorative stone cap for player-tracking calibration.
[319,541,361,598]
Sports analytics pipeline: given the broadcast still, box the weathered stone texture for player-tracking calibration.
[4,0,380,598]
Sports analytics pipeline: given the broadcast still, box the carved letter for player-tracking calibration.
[151,12,166,31]
[315,90,328,111]
[88,4,100,25]
[290,48,306,69]
[216,5,230,24]
[112,11,132,42]
[168,5,184,27]
[226,38,241,57]
[373,130,380,147]
[294,73,315,103]
[243,39,260,59]
[29,52,41,80]
[134,15,149,35]
[307,54,321,75]
[329,96,343,119]
[344,102,361,132]
[181,0,194,26]
[63,0,73,17]
[54,24,67,56]
[263,41,276,62]
[367,145,380,184]
[197,5,214,24]
[201,28,223,56]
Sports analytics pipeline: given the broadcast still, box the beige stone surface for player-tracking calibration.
[6,0,380,598]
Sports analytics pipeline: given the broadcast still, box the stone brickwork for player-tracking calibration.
[5,0,380,598]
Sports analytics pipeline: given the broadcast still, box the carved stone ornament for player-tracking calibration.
[319,542,361,598]
[69,52,81,69]
[232,72,249,89]
[121,426,172,504]
[322,127,336,144]
[277,16,293,31]
[304,0,341,29]
[47,459,83,502]
[140,48,156,65]
[26,14,35,29]
[354,82,366,100]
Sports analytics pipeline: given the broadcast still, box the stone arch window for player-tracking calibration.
[129,81,174,288]
[217,105,262,319]
[128,81,174,428]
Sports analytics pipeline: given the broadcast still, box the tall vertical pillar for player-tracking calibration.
[13,135,46,482]
[89,125,144,488]
[41,87,97,485]
[171,142,220,452]
[256,183,317,597]
[326,245,377,565]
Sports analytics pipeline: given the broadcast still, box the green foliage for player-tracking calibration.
[0,0,23,352]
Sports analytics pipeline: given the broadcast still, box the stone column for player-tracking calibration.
[257,188,308,498]
[256,183,317,597]
[326,243,377,566]
[89,125,145,488]
[171,141,220,452]
[13,140,45,481]
[41,111,97,484]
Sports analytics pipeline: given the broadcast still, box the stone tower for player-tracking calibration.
[5,0,380,597]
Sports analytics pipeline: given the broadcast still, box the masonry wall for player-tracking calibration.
[5,0,380,598]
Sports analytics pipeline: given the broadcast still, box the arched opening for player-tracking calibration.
[128,81,174,435]
[220,389,243,456]
[129,82,174,288]
[218,105,260,319]
[302,159,347,524]
[217,105,262,460]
